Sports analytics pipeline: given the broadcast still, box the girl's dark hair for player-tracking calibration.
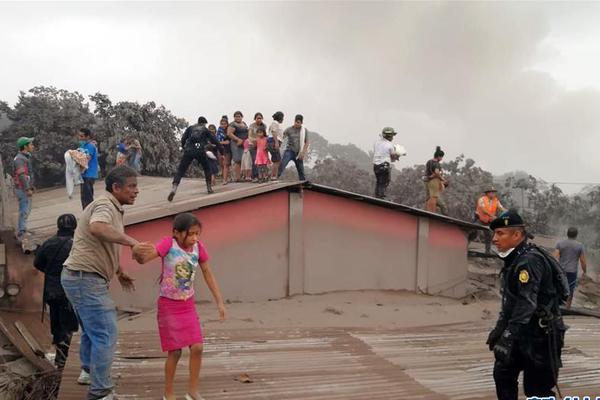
[254,112,263,120]
[208,124,216,130]
[272,111,284,123]
[434,146,445,158]
[257,127,266,135]
[234,111,243,118]
[221,115,228,122]
[173,212,201,232]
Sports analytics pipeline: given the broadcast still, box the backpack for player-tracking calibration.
[529,244,571,306]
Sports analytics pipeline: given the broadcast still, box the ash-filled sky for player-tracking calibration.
[1,1,599,192]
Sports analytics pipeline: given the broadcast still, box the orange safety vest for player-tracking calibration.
[476,196,499,224]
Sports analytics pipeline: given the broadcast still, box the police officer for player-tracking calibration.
[168,116,223,201]
[486,211,568,400]
[372,127,400,199]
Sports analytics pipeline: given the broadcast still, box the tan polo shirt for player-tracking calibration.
[64,192,125,281]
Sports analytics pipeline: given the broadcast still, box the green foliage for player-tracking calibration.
[0,87,94,185]
[0,87,186,188]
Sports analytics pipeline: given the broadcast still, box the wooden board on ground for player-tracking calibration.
[15,320,46,358]
[0,312,54,373]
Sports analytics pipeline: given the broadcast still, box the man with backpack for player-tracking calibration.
[33,214,79,369]
[486,211,569,400]
[168,116,223,201]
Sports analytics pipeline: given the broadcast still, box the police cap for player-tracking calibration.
[490,211,526,230]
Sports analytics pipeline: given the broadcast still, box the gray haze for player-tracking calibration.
[1,2,600,192]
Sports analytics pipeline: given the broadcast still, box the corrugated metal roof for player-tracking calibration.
[27,177,484,244]
[58,316,600,399]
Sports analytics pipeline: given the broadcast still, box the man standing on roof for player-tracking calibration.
[372,127,402,200]
[278,114,309,181]
[486,211,568,400]
[475,187,505,254]
[168,116,223,201]
[13,136,35,242]
[79,128,99,210]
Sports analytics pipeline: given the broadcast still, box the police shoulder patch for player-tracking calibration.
[518,269,529,284]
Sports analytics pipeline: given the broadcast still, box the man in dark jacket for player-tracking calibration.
[33,214,79,369]
[168,116,223,201]
[486,211,568,400]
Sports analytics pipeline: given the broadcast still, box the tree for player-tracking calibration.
[89,93,187,177]
[308,158,372,195]
[0,86,94,187]
[390,155,499,221]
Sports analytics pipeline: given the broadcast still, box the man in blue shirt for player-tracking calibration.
[79,128,99,210]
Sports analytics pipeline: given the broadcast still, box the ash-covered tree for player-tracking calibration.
[90,93,187,177]
[0,86,94,188]
[307,158,372,195]
[390,155,500,221]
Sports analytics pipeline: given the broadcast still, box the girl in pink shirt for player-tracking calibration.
[135,213,226,400]
[254,127,270,183]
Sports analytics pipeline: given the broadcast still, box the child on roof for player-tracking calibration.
[254,127,270,183]
[133,213,226,400]
[240,138,252,181]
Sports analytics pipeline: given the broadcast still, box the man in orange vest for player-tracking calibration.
[475,187,505,253]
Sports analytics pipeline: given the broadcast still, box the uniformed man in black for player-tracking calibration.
[168,116,223,201]
[33,214,79,369]
[486,211,568,400]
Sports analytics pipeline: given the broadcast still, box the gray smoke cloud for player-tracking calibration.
[1,2,598,190]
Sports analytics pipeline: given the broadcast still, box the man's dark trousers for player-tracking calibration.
[173,151,212,186]
[493,342,558,400]
[374,162,391,199]
[81,178,95,210]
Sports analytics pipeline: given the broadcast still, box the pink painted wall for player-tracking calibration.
[112,191,290,308]
[107,188,471,308]
[303,191,419,293]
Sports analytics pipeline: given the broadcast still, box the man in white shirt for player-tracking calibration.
[372,127,400,199]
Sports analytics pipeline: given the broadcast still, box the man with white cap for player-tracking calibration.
[372,127,404,199]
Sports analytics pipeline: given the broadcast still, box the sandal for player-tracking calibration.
[185,394,206,400]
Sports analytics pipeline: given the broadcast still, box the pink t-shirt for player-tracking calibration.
[155,236,210,300]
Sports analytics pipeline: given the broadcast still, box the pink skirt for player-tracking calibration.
[157,296,203,352]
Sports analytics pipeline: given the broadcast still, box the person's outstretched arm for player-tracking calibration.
[200,261,226,321]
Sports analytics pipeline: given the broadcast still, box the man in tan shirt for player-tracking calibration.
[61,165,152,400]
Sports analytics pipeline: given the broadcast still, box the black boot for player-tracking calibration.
[206,178,214,194]
[55,341,70,369]
[168,183,178,202]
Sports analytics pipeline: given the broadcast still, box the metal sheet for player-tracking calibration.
[58,317,600,399]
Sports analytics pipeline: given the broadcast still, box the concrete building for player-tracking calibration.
[105,179,484,308]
